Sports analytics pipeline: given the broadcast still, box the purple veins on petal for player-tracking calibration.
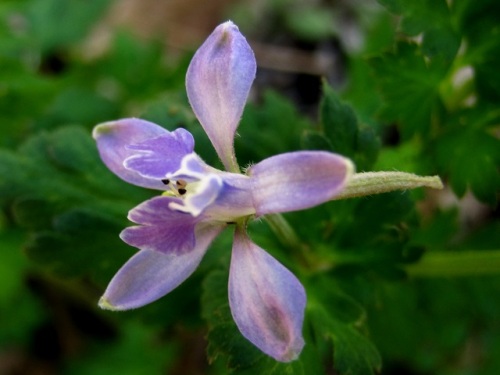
[124,128,195,179]
[229,227,306,362]
[120,196,200,254]
[249,151,354,216]
[99,224,224,311]
[93,118,174,190]
[186,21,256,171]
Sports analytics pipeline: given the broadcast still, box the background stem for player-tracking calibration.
[405,250,500,277]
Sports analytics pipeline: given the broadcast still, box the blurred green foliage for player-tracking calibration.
[0,0,498,374]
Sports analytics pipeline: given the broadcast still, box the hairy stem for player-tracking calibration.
[333,172,443,200]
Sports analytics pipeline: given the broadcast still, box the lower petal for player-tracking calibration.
[121,196,199,254]
[99,224,224,311]
[228,227,306,362]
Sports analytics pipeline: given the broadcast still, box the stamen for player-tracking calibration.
[161,177,189,196]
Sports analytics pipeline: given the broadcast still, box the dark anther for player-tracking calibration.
[178,188,187,195]
[161,179,170,185]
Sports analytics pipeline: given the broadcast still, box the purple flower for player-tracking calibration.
[93,21,353,362]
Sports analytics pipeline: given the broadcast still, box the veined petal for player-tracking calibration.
[93,118,171,190]
[248,151,354,215]
[124,128,195,179]
[186,21,256,171]
[121,196,199,254]
[99,224,224,311]
[229,227,306,362]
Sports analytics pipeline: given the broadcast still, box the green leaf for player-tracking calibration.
[308,278,382,375]
[42,87,120,128]
[369,42,446,138]
[27,0,112,51]
[320,81,358,158]
[285,5,335,41]
[301,130,333,151]
[1,126,156,283]
[319,82,380,170]
[355,126,380,171]
[431,126,500,205]
[24,208,132,283]
[236,91,313,163]
[65,322,175,375]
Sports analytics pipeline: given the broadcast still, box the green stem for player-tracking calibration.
[263,172,444,271]
[406,250,500,277]
[264,214,302,250]
[333,172,443,200]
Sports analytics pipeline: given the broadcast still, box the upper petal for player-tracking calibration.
[99,224,224,311]
[248,151,354,215]
[93,118,173,190]
[120,196,199,254]
[124,128,195,179]
[186,21,256,171]
[229,227,306,362]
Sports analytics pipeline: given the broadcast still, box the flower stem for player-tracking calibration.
[405,250,500,277]
[264,214,302,251]
[333,172,443,200]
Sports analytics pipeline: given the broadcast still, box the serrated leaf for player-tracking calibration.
[355,126,380,171]
[301,130,333,151]
[369,42,446,138]
[308,282,382,375]
[236,91,313,163]
[320,82,358,158]
[377,0,452,38]
[24,208,132,283]
[421,25,460,64]
[432,126,500,205]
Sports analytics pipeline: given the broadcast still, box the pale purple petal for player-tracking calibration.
[229,228,306,362]
[203,173,255,221]
[186,21,256,171]
[168,153,209,182]
[248,151,354,216]
[93,118,170,190]
[99,224,224,311]
[120,196,199,254]
[124,128,195,179]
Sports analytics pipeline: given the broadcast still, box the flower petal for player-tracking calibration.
[204,172,255,221]
[93,118,171,190]
[124,128,195,179]
[121,196,199,254]
[186,21,256,171]
[229,227,306,362]
[99,224,224,311]
[248,151,354,215]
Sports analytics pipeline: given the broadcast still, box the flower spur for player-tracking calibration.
[93,21,353,362]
